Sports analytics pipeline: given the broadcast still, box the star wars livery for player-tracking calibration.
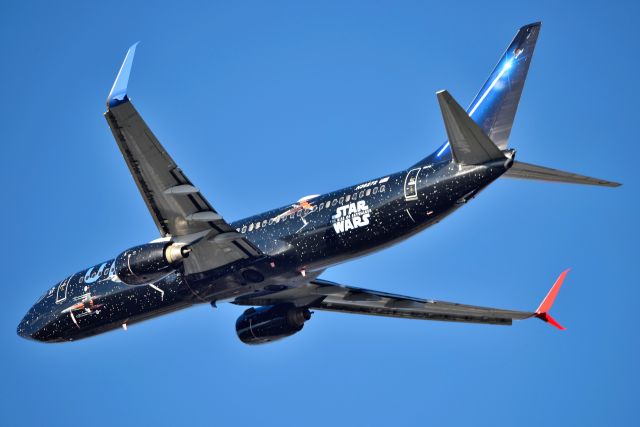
[18,23,620,344]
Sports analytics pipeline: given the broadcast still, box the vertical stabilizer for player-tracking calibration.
[422,22,541,165]
[466,22,540,149]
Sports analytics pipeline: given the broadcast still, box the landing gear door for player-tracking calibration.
[404,168,420,201]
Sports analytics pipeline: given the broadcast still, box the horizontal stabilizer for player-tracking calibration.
[437,90,506,165]
[504,161,621,187]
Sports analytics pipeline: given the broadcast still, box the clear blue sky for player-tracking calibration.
[2,1,637,425]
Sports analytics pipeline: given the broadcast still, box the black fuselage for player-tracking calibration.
[17,155,508,342]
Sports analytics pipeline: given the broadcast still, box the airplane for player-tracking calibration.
[17,22,620,344]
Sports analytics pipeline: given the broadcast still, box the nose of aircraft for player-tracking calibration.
[17,314,37,341]
[17,304,54,342]
[17,303,69,343]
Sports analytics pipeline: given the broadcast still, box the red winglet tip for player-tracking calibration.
[534,269,570,330]
[536,312,565,330]
[535,269,571,315]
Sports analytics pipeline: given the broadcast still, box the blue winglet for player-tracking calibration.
[106,42,139,108]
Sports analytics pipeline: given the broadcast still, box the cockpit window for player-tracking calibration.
[34,287,54,304]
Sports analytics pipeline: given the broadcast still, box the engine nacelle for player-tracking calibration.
[235,305,311,345]
[114,242,190,286]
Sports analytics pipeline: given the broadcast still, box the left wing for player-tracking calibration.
[233,270,570,329]
[105,44,262,273]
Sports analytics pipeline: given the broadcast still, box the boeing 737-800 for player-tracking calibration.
[18,22,620,344]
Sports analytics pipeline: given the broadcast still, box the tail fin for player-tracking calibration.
[504,161,621,187]
[428,22,541,162]
[467,22,541,149]
[436,90,505,165]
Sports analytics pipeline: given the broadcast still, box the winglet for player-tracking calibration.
[106,42,139,108]
[535,269,570,330]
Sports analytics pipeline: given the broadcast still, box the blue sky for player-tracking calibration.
[2,1,638,425]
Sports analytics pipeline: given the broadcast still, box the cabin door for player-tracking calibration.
[404,168,421,201]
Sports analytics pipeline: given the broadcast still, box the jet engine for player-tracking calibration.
[235,305,311,345]
[114,242,190,286]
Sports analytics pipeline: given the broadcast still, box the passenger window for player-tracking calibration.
[255,222,261,229]
[366,189,371,196]
[359,191,364,198]
[325,201,331,209]
[319,203,324,211]
[352,193,357,200]
[380,185,385,192]
[297,210,303,217]
[332,199,338,207]
[242,225,247,233]
[339,197,344,204]
[236,228,240,232]
[373,187,378,194]
[249,223,254,231]
[345,194,351,202]
[262,220,267,227]
[269,218,274,225]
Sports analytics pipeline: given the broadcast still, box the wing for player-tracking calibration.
[105,44,262,273]
[232,271,570,329]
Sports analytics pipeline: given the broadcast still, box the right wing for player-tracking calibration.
[233,270,571,329]
[105,44,262,274]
